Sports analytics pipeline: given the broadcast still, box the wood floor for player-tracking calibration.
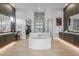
[0,39,79,56]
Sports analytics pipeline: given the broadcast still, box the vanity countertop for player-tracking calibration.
[0,32,16,36]
[60,32,79,35]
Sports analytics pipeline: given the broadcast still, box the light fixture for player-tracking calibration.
[38,7,41,10]
[65,3,69,6]
[10,17,14,22]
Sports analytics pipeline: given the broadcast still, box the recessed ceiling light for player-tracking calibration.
[65,3,69,6]
[38,7,41,10]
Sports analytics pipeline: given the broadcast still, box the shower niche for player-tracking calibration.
[34,12,45,32]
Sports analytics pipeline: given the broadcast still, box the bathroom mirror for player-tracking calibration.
[0,14,11,32]
[68,13,79,32]
[0,3,16,33]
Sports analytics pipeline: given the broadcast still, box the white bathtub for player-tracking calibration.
[28,33,51,50]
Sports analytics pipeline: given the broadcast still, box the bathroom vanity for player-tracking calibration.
[61,3,79,47]
[59,32,79,47]
[0,32,16,48]
[0,4,17,48]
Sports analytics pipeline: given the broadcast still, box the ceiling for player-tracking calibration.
[14,3,65,11]
[11,3,65,19]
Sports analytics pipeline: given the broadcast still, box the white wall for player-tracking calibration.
[43,10,63,39]
[16,18,26,39]
[53,10,63,38]
[16,8,63,39]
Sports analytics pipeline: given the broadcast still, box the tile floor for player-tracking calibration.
[0,39,79,56]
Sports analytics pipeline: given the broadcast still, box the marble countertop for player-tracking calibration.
[0,32,16,35]
[60,32,79,35]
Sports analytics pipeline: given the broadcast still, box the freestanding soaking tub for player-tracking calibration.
[28,33,51,50]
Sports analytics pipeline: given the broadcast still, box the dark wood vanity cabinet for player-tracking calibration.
[64,33,74,44]
[0,33,16,48]
[59,32,79,47]
[59,32,64,39]
[73,35,79,47]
